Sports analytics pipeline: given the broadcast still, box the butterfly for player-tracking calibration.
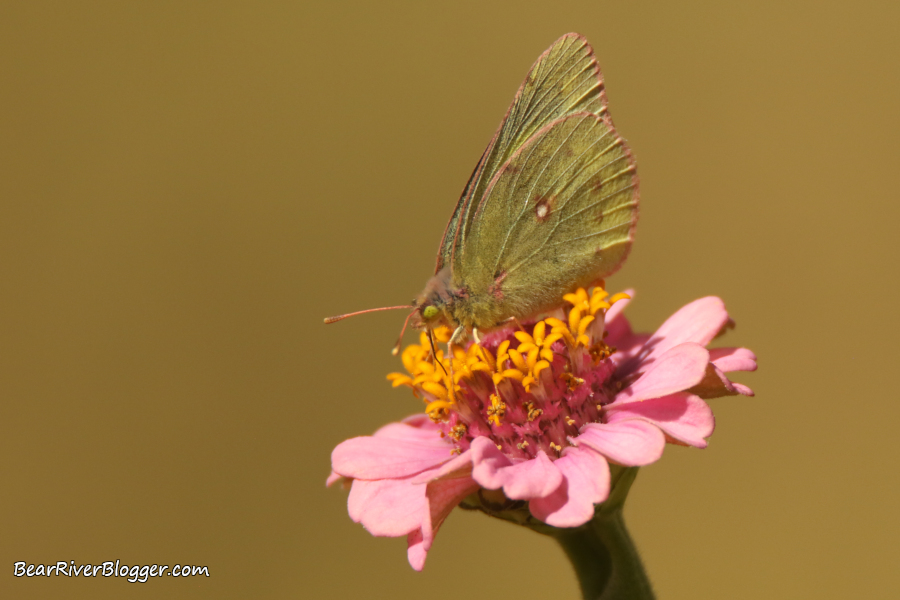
[326,33,639,352]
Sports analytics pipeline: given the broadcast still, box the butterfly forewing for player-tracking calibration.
[460,111,638,323]
[437,33,609,274]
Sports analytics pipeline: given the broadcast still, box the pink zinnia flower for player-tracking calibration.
[328,286,756,570]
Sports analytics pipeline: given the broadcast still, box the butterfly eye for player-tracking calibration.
[422,306,439,320]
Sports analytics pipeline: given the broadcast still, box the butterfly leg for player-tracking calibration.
[447,345,456,402]
[449,325,468,346]
[500,316,526,332]
[472,328,483,345]
[446,328,469,404]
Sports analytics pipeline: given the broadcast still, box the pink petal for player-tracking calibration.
[691,362,755,399]
[529,446,610,527]
[425,476,479,531]
[575,420,666,466]
[710,347,758,373]
[467,436,515,488]
[731,382,753,395]
[605,314,634,348]
[410,449,476,484]
[610,333,651,367]
[604,289,636,348]
[497,451,564,500]
[406,476,479,571]
[616,343,710,403]
[619,297,730,376]
[331,434,454,480]
[652,296,731,347]
[401,412,439,428]
[469,437,562,500]
[325,470,343,487]
[468,439,562,500]
[374,419,444,442]
[407,529,428,571]
[347,477,426,537]
[606,392,715,448]
[604,289,633,324]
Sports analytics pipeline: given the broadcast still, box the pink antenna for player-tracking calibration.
[323,305,411,324]
[391,308,418,356]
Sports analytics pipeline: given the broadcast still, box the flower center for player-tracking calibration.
[387,286,629,460]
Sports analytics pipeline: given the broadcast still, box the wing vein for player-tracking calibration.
[492,114,589,272]
[529,60,597,128]
[554,183,637,228]
[519,40,588,129]
[546,219,633,248]
[504,154,635,273]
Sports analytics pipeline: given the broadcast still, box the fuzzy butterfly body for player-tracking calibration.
[412,33,639,344]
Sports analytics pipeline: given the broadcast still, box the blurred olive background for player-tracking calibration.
[1,1,898,598]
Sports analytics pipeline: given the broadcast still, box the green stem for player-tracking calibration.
[552,508,654,599]
[550,467,654,600]
[459,466,654,599]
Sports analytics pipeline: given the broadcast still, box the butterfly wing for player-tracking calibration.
[456,110,638,327]
[436,33,609,274]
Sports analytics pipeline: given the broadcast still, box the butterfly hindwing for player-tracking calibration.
[436,33,609,274]
[459,111,638,323]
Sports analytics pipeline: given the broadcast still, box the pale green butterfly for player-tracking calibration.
[326,33,639,352]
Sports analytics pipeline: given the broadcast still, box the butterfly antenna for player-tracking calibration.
[428,328,448,376]
[391,308,417,356]
[324,305,411,325]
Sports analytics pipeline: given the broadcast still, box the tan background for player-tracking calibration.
[1,1,898,598]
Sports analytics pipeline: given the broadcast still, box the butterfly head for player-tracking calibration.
[409,299,446,332]
[408,267,455,331]
[421,304,440,322]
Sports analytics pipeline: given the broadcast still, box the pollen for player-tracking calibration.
[589,341,615,364]
[449,423,468,441]
[524,402,543,422]
[487,394,507,426]
[560,373,584,390]
[426,400,453,421]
